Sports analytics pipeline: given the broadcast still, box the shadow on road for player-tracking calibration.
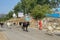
[55,34,60,36]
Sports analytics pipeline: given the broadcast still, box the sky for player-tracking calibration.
[0,0,20,14]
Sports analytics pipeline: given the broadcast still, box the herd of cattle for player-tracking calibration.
[0,22,30,32]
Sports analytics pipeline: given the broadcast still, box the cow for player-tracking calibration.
[0,22,4,28]
[19,22,30,32]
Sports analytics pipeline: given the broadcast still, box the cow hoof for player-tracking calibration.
[26,30,28,32]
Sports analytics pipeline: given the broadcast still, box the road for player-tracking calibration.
[0,25,60,40]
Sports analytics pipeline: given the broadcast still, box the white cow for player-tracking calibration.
[6,22,13,29]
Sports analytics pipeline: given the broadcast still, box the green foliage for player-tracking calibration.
[0,17,9,22]
[37,0,49,5]
[37,0,60,8]
[31,4,50,20]
[0,11,14,22]
[14,2,23,12]
[20,0,37,14]
[6,11,14,18]
[13,0,52,20]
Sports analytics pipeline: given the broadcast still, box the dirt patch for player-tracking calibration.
[0,32,8,40]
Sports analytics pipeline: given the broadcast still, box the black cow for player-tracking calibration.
[19,22,23,25]
[19,22,30,32]
[0,23,4,27]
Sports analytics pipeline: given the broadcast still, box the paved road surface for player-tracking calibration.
[0,25,60,40]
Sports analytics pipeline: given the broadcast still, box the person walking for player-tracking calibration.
[38,20,42,30]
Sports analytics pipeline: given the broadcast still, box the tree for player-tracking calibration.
[14,2,23,16]
[21,0,37,14]
[37,0,49,5]
[13,0,52,20]
[6,11,14,19]
[31,4,50,20]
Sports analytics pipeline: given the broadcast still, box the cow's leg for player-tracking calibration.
[0,23,3,28]
[1,24,2,27]
[26,26,28,32]
[22,26,25,31]
[22,26,24,29]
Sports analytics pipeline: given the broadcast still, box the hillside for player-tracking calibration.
[0,14,7,18]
